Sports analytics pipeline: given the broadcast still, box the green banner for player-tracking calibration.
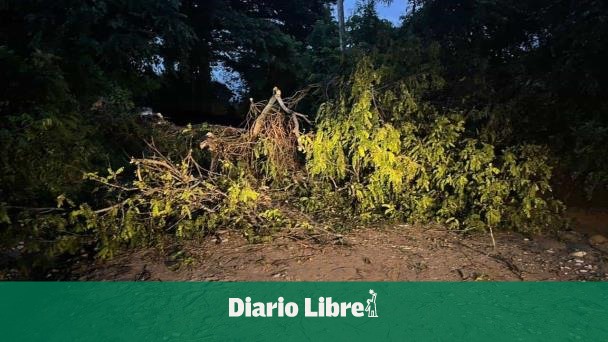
[1,282,607,341]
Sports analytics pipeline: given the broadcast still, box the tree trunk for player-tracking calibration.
[337,0,345,53]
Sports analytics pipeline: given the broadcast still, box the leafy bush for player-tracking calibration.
[71,151,267,259]
[1,146,281,275]
[300,60,565,233]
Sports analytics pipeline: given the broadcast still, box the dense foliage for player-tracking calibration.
[402,0,608,198]
[301,60,564,232]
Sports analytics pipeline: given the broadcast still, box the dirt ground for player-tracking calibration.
[79,218,608,281]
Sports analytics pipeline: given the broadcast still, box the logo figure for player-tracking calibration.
[365,289,378,318]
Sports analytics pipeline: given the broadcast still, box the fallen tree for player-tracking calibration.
[0,61,567,276]
[299,59,566,237]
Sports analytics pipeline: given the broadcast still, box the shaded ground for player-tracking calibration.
[79,222,608,281]
[567,208,608,236]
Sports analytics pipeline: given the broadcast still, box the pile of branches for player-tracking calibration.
[71,142,270,259]
[200,87,311,180]
[66,88,314,258]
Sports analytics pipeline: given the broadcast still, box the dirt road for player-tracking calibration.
[81,224,608,281]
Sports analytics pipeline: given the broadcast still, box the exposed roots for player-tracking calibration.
[200,87,311,180]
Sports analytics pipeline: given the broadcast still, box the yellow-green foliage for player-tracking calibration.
[301,59,564,232]
[69,155,266,259]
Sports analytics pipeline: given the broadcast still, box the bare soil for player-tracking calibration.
[79,220,608,281]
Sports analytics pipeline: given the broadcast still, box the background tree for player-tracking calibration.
[0,0,194,205]
[150,0,335,124]
[404,0,608,198]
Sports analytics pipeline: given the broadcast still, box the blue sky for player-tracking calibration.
[343,0,409,25]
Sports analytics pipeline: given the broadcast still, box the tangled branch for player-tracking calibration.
[200,87,311,180]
